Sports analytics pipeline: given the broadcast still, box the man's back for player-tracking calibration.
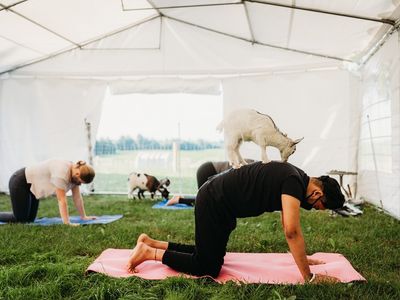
[205,161,310,217]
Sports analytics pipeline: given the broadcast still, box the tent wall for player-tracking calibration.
[221,69,360,184]
[357,32,400,219]
[1,38,399,220]
[0,78,107,192]
[0,1,398,220]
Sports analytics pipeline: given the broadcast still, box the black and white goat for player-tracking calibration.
[128,173,170,200]
[217,108,303,168]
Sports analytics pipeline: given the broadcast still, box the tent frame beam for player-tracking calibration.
[121,0,396,25]
[0,15,160,75]
[82,16,162,50]
[0,3,80,47]
[2,0,397,74]
[146,0,162,17]
[2,0,396,26]
[122,1,242,11]
[164,15,353,63]
[0,0,28,12]
[0,32,44,55]
[243,1,256,43]
[360,20,400,66]
[247,0,396,26]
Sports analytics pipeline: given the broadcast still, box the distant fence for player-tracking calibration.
[92,139,224,196]
[94,135,222,155]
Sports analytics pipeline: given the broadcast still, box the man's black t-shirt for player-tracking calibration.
[205,161,311,218]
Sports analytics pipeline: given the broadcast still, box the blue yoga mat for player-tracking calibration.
[152,199,193,210]
[0,215,123,226]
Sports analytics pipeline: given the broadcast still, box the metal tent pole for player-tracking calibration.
[366,115,384,209]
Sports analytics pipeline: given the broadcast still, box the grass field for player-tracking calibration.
[0,194,399,300]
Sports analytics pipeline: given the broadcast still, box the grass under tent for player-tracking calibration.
[0,193,399,300]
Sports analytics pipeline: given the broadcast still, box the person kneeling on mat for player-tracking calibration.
[128,161,345,283]
[0,159,96,225]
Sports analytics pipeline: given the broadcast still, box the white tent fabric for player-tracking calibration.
[1,0,399,75]
[0,1,399,218]
[4,17,337,76]
[0,79,106,191]
[221,69,360,179]
[357,32,400,218]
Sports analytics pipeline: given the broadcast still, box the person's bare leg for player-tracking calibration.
[137,233,168,250]
[128,242,165,273]
[166,195,181,206]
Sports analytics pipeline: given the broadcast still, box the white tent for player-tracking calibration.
[0,0,399,218]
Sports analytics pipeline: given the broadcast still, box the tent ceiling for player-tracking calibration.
[0,0,399,76]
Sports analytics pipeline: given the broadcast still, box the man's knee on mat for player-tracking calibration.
[194,258,223,278]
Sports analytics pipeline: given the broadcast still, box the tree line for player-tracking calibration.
[95,135,223,155]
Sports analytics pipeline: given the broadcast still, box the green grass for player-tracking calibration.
[0,194,399,300]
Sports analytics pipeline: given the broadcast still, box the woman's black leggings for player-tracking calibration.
[196,161,217,189]
[177,162,218,207]
[178,196,196,206]
[0,168,39,223]
[162,186,236,277]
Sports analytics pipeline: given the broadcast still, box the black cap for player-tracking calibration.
[318,176,345,209]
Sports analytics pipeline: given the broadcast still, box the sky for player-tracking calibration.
[96,92,223,141]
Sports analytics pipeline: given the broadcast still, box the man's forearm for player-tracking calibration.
[285,232,311,280]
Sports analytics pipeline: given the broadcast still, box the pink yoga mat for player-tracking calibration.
[86,249,366,284]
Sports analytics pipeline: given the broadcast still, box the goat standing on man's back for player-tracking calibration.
[217,108,303,168]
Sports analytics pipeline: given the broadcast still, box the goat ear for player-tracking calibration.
[293,137,304,145]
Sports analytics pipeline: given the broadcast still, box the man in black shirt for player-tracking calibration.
[166,158,255,206]
[128,161,345,283]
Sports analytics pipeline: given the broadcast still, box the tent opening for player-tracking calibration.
[93,90,224,195]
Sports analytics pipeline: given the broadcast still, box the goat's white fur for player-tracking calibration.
[217,109,303,168]
[127,172,147,199]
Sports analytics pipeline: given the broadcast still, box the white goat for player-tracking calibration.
[217,109,303,168]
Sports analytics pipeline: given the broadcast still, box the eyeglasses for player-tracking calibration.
[310,196,325,209]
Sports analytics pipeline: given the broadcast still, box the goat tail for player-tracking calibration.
[216,120,224,132]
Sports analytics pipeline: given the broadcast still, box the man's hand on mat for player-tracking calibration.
[81,215,97,220]
[307,258,325,265]
[313,274,340,283]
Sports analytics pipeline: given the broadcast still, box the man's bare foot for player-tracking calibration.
[137,233,150,245]
[136,233,168,250]
[127,242,154,273]
[166,195,181,206]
